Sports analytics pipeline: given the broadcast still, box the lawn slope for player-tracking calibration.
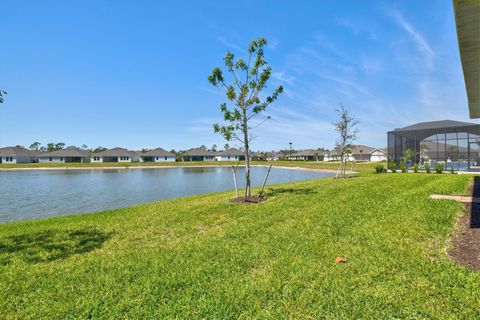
[0,174,479,318]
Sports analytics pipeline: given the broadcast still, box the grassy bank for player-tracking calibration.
[0,160,377,173]
[1,173,478,318]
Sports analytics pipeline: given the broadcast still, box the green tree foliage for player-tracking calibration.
[29,142,42,151]
[208,37,283,199]
[92,146,107,153]
[46,142,65,152]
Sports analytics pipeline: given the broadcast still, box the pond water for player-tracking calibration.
[0,166,334,223]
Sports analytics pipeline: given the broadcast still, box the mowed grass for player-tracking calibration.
[0,173,479,318]
[0,160,377,173]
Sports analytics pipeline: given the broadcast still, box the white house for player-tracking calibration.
[324,145,386,162]
[0,146,40,164]
[142,148,176,162]
[91,147,140,163]
[38,147,90,163]
[182,148,215,161]
[369,149,387,162]
[215,148,245,161]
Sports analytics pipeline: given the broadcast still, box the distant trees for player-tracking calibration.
[46,142,65,152]
[208,37,283,200]
[333,105,358,178]
[92,146,107,153]
[29,142,42,151]
[211,144,217,152]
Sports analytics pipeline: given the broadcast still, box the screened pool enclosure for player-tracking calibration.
[387,120,480,171]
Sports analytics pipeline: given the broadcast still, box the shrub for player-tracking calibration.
[436,163,444,174]
[425,163,431,173]
[375,164,385,174]
[388,160,396,173]
[399,160,407,173]
[413,163,418,173]
[450,167,455,174]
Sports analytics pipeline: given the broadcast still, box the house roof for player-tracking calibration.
[39,146,90,158]
[142,148,175,157]
[388,120,480,140]
[93,147,135,157]
[0,146,41,157]
[454,0,480,118]
[391,120,479,132]
[290,149,323,157]
[326,145,383,156]
[184,148,214,156]
[216,148,244,156]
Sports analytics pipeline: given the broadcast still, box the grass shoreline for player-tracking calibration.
[0,160,376,173]
[1,173,479,318]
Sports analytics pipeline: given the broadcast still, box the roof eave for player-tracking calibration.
[454,0,480,119]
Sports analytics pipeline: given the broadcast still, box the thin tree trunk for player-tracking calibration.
[243,112,251,200]
[232,165,239,198]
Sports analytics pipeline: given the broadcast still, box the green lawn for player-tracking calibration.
[0,159,377,173]
[1,173,478,318]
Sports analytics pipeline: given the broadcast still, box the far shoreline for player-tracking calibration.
[0,163,340,174]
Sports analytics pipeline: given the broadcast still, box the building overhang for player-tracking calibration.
[454,0,480,118]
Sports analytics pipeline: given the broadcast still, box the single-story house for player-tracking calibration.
[91,147,140,163]
[324,145,386,162]
[142,148,176,162]
[350,145,387,162]
[287,149,324,161]
[266,152,285,161]
[182,148,215,161]
[38,147,90,163]
[215,148,245,161]
[251,152,266,161]
[0,146,40,164]
[420,139,478,161]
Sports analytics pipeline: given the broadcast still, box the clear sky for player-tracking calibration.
[0,0,470,151]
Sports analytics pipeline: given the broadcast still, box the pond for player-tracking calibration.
[0,166,334,222]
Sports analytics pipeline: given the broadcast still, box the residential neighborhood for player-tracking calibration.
[0,144,388,164]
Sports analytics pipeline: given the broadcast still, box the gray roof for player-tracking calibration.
[142,148,175,157]
[184,148,214,156]
[216,148,244,156]
[391,120,479,132]
[327,145,383,156]
[454,0,480,118]
[39,147,90,158]
[94,147,135,157]
[0,146,41,157]
[290,149,324,157]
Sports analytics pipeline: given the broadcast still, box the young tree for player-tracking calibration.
[333,105,358,178]
[0,90,6,104]
[208,37,283,200]
[29,142,42,151]
[224,143,230,150]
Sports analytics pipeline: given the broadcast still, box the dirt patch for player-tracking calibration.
[448,178,480,271]
[230,196,265,204]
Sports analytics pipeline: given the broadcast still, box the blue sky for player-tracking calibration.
[0,0,469,151]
